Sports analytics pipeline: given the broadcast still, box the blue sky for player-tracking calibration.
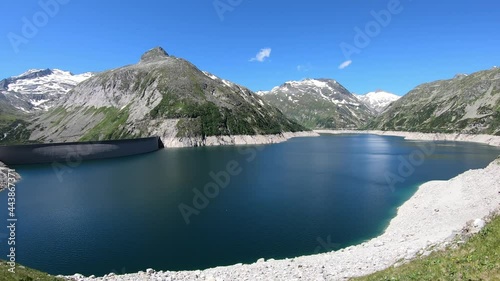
[1,0,499,96]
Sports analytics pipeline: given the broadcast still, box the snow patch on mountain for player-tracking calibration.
[355,90,400,113]
[258,78,374,129]
[1,69,93,111]
[7,69,92,95]
[258,79,357,105]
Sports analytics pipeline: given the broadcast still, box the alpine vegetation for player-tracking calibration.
[25,47,306,146]
[369,68,500,135]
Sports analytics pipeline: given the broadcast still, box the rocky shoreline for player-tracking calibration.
[64,131,500,281]
[161,131,320,148]
[0,161,20,191]
[314,130,500,147]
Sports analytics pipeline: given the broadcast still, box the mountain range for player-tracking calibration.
[24,47,305,145]
[0,47,498,146]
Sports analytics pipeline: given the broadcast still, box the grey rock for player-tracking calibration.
[473,218,485,229]
[146,268,155,274]
[140,47,169,63]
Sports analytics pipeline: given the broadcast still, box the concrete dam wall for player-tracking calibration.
[0,137,164,165]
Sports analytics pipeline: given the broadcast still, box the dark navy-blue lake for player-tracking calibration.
[2,134,499,276]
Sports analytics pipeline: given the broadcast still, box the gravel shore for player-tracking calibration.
[162,131,320,148]
[64,131,500,281]
[314,130,500,147]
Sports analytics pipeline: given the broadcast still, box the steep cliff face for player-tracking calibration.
[369,68,500,135]
[257,79,374,129]
[28,47,306,145]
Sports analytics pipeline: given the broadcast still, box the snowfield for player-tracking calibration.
[355,91,400,113]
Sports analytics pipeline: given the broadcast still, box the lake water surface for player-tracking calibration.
[2,134,500,276]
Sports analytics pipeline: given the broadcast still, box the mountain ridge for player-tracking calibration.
[23,47,307,146]
[1,57,498,146]
[368,68,500,135]
[258,78,374,129]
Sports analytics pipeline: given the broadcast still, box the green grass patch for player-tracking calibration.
[0,114,19,126]
[487,106,500,135]
[0,260,63,281]
[48,107,70,128]
[79,106,133,141]
[0,120,35,145]
[353,215,500,281]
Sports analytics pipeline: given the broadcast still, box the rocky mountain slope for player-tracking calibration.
[257,79,374,129]
[355,90,400,113]
[0,69,92,112]
[0,95,31,144]
[369,68,500,135]
[26,47,305,146]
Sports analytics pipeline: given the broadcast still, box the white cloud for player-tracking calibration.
[250,48,272,62]
[338,60,352,70]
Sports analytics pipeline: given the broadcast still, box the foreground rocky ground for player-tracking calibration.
[0,161,20,191]
[64,132,500,281]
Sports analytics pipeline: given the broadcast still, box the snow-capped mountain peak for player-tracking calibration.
[355,90,400,113]
[258,78,374,129]
[5,68,93,94]
[258,78,342,96]
[1,68,94,111]
[284,78,335,89]
[14,69,49,78]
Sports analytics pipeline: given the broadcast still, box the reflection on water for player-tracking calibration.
[2,134,499,276]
